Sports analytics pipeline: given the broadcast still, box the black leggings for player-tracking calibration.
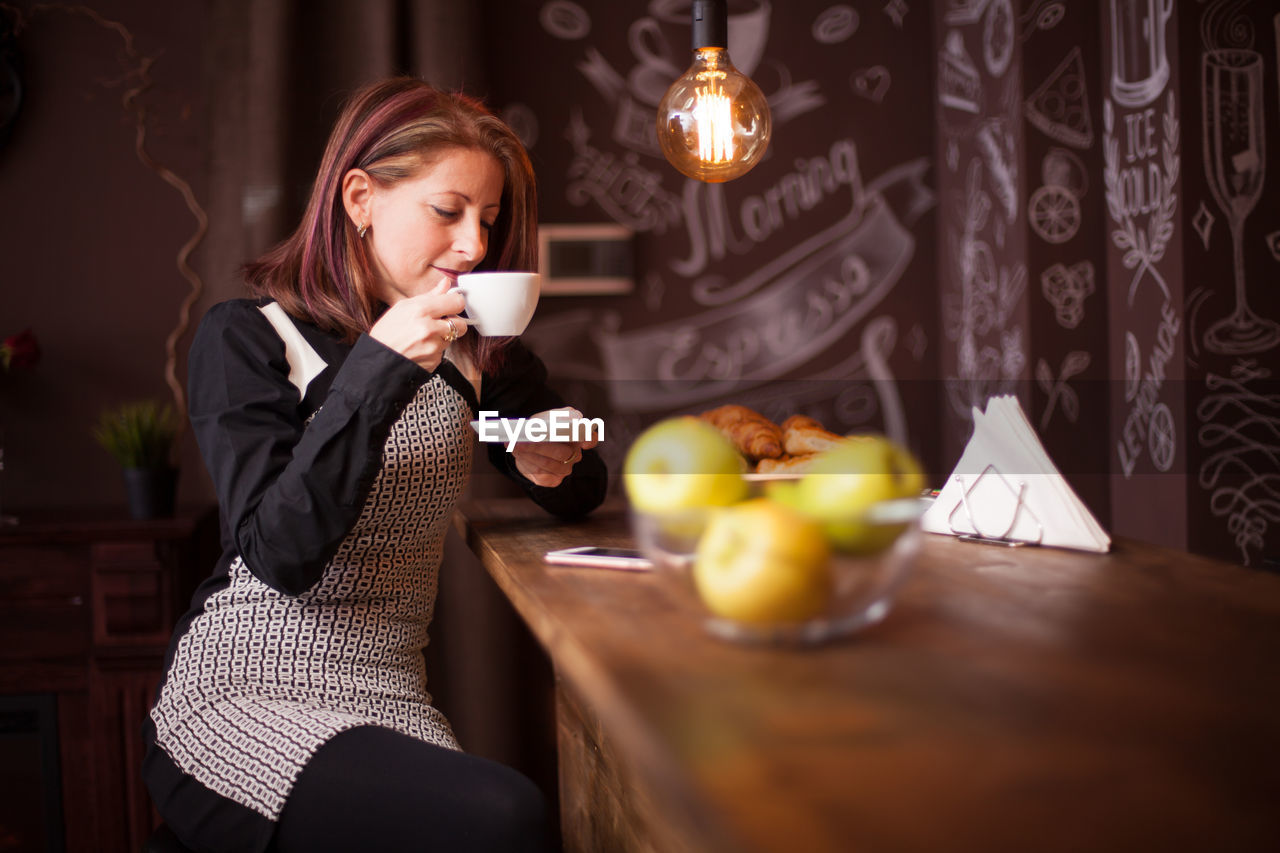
[268,726,552,853]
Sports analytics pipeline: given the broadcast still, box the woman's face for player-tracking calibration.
[364,147,505,305]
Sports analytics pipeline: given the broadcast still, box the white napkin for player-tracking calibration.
[922,395,1110,552]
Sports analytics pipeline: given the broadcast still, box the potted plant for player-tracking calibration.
[93,400,179,519]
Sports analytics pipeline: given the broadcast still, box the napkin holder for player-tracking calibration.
[943,462,1044,547]
[922,395,1110,553]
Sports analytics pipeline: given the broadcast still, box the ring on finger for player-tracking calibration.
[444,316,458,343]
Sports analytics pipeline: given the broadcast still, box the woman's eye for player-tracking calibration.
[482,220,495,232]
[431,206,460,220]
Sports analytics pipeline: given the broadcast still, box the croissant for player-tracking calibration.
[754,454,817,475]
[698,405,784,461]
[781,414,850,456]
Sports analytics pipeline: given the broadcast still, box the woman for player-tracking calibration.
[144,77,606,852]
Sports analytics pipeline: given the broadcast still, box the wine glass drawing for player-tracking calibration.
[1202,48,1280,355]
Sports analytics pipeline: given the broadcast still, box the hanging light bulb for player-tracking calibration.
[656,0,772,183]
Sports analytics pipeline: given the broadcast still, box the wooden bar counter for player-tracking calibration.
[454,500,1280,852]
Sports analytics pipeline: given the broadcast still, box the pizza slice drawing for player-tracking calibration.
[1024,47,1094,149]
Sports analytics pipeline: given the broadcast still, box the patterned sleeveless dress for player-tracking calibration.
[150,375,472,820]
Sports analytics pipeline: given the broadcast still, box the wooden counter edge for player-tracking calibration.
[452,501,747,853]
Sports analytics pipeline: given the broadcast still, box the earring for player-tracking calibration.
[357,222,369,239]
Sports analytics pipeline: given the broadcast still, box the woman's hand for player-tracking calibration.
[368,280,468,372]
[511,408,600,488]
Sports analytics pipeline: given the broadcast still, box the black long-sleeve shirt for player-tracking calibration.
[185,298,607,599]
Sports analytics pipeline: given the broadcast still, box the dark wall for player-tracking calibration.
[479,0,944,489]
[2,1,1277,567]
[479,0,1279,568]
[0,0,209,511]
[1170,1,1280,566]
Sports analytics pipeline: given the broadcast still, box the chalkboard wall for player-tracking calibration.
[483,0,945,480]
[477,0,1278,569]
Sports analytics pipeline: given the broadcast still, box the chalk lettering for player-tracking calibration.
[1116,300,1180,478]
[673,138,867,281]
[1124,109,1157,162]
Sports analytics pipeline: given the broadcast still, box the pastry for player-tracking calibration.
[754,454,818,475]
[781,415,849,455]
[698,405,784,462]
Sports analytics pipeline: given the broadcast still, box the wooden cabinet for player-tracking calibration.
[0,508,219,853]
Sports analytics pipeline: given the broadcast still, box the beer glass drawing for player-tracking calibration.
[1202,48,1279,355]
[1110,0,1174,108]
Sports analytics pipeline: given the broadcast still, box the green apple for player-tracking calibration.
[791,436,925,555]
[693,498,832,624]
[623,417,749,513]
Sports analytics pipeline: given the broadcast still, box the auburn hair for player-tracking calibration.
[243,77,538,373]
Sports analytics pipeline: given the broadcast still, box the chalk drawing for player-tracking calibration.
[983,0,1014,77]
[1001,325,1025,379]
[500,103,539,150]
[939,30,982,118]
[1103,93,1179,307]
[1193,200,1215,250]
[813,5,858,43]
[594,144,922,411]
[943,159,1026,421]
[907,324,928,361]
[1040,261,1095,329]
[768,75,828,126]
[1124,331,1141,402]
[884,0,909,29]
[1028,185,1080,244]
[1201,46,1280,355]
[1024,47,1094,149]
[944,0,991,27]
[1042,147,1088,197]
[1035,350,1090,430]
[1109,0,1174,109]
[1117,298,1180,478]
[977,119,1018,224]
[564,109,683,234]
[1019,0,1064,42]
[540,1,591,40]
[1197,358,1280,567]
[643,271,665,312]
[679,150,933,302]
[861,317,908,445]
[1267,231,1280,262]
[852,66,891,103]
[1201,0,1258,50]
[1148,402,1176,472]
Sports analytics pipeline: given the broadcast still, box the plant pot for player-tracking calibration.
[122,467,178,520]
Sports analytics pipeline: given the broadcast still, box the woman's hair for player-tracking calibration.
[244,77,538,372]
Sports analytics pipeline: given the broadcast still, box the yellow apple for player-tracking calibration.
[692,498,832,624]
[791,436,925,555]
[623,417,749,513]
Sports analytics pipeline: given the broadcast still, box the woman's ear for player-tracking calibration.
[341,169,373,230]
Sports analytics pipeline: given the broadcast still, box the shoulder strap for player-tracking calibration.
[258,302,328,400]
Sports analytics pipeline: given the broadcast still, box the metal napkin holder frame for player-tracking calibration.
[944,463,1044,547]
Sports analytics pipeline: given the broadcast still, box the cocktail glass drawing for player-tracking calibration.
[1202,48,1280,355]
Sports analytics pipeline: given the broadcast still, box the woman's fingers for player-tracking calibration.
[511,441,583,487]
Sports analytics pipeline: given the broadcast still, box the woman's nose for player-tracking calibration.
[453,219,487,259]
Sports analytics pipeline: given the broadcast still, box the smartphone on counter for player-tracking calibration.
[544,546,653,571]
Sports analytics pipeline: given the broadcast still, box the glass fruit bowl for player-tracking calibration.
[630,492,925,646]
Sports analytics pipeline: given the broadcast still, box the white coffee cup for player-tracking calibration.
[453,272,541,336]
